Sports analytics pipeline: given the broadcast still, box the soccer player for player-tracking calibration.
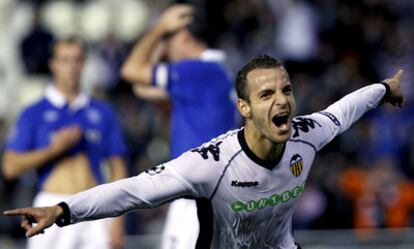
[2,37,128,249]
[4,55,404,249]
[121,4,236,249]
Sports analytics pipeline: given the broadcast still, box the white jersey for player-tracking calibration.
[64,84,386,249]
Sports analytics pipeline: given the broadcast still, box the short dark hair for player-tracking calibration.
[168,1,209,44]
[186,13,209,44]
[162,3,209,45]
[235,55,284,101]
[50,36,87,58]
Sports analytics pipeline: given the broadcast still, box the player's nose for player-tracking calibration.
[274,91,288,106]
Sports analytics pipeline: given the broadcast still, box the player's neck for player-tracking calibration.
[54,82,81,104]
[185,43,207,59]
[243,125,285,161]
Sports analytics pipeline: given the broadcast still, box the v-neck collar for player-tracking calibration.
[237,128,286,170]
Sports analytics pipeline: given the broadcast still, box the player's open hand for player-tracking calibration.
[157,4,194,34]
[50,125,82,155]
[382,69,405,107]
[3,205,63,237]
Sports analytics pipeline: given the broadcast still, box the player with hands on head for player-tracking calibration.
[121,4,196,93]
[5,55,405,249]
[121,3,237,249]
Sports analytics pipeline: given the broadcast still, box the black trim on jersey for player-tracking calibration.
[55,202,71,227]
[195,198,214,249]
[292,220,302,249]
[210,150,242,200]
[237,129,286,170]
[380,82,390,103]
[289,139,317,152]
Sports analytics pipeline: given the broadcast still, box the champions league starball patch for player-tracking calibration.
[290,154,303,177]
[145,165,166,175]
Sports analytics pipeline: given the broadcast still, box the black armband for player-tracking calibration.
[380,82,391,104]
[55,202,71,227]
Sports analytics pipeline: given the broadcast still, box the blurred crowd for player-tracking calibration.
[0,0,414,245]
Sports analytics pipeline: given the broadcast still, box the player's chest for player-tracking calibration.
[216,148,314,214]
[36,108,105,143]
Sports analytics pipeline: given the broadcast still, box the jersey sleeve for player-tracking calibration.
[151,61,208,100]
[151,63,170,90]
[5,108,35,152]
[300,83,387,151]
[66,150,218,224]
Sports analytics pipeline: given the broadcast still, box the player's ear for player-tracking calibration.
[237,98,251,119]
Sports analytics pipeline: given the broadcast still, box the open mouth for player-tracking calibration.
[272,113,289,128]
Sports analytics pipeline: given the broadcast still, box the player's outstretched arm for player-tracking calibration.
[3,152,208,234]
[324,69,405,129]
[309,69,405,150]
[3,205,64,237]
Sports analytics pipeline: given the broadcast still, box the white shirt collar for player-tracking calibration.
[200,49,226,62]
[45,84,90,111]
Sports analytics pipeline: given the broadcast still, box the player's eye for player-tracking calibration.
[283,86,293,94]
[260,90,273,99]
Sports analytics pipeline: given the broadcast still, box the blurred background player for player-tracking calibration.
[2,37,128,249]
[121,4,236,249]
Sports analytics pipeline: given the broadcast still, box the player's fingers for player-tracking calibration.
[391,97,404,107]
[176,4,194,14]
[394,69,404,81]
[183,6,195,17]
[167,4,193,19]
[26,222,46,237]
[399,98,404,107]
[3,208,31,216]
[181,15,194,26]
[175,6,193,24]
[20,217,33,231]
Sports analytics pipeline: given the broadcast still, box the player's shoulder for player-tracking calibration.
[187,129,240,165]
[291,111,341,140]
[173,58,224,74]
[88,98,118,116]
[89,97,110,109]
[18,98,50,119]
[291,113,322,134]
[290,113,327,142]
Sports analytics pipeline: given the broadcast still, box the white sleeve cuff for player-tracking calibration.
[154,63,168,89]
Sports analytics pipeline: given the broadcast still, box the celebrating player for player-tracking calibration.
[4,55,404,249]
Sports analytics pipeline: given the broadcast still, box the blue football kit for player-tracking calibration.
[151,49,236,158]
[6,85,127,189]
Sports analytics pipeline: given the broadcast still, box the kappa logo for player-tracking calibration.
[290,154,303,177]
[231,180,259,188]
[191,141,222,161]
[291,117,321,138]
[145,165,165,176]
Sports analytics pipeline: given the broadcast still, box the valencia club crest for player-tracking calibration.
[290,154,303,177]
